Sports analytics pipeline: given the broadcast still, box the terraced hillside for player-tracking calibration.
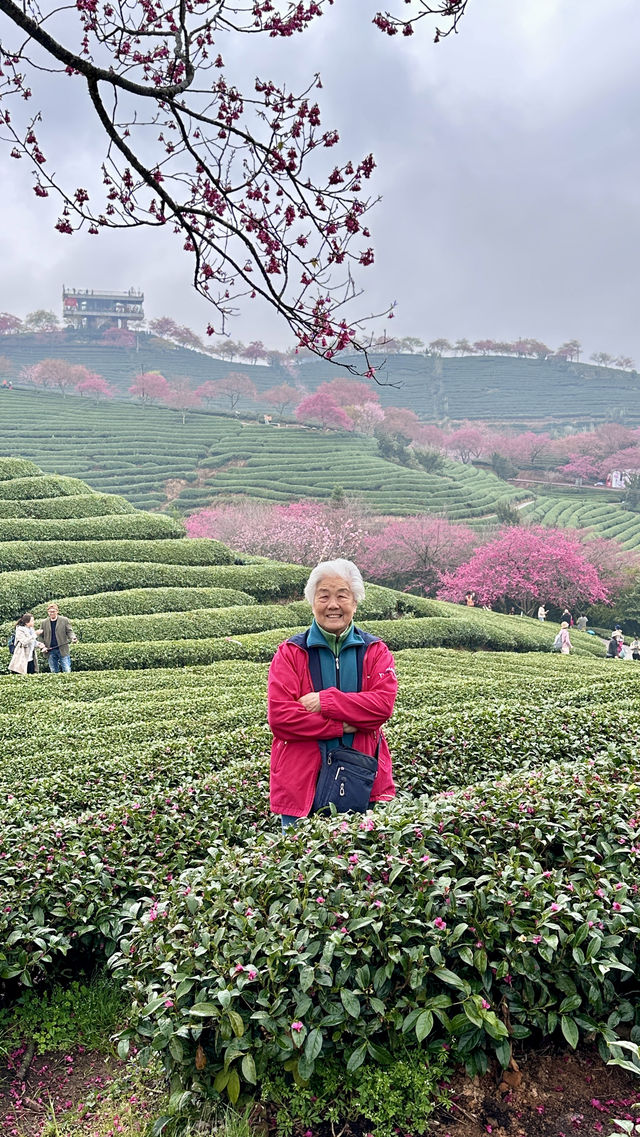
[0,390,524,516]
[2,331,639,423]
[0,455,601,667]
[520,492,640,551]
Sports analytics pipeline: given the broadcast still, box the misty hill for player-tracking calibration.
[1,332,639,425]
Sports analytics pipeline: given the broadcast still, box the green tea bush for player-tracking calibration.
[0,474,91,499]
[115,755,640,1099]
[0,536,234,573]
[0,457,42,480]
[61,593,436,647]
[0,512,184,542]
[0,562,308,619]
[0,492,135,518]
[31,587,258,620]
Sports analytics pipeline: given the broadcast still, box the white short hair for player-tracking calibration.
[304,559,366,606]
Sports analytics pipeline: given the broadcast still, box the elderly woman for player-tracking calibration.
[268,558,397,828]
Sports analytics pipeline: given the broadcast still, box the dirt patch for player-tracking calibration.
[164,476,188,503]
[2,1044,638,1136]
[0,1046,133,1135]
[202,459,247,480]
[436,1047,640,1137]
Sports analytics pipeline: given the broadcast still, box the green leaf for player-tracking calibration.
[559,994,582,1014]
[299,966,314,992]
[340,989,361,1018]
[561,1016,579,1049]
[227,1070,240,1105]
[346,1043,367,1073]
[463,1000,484,1029]
[304,1028,323,1063]
[227,1010,244,1037]
[241,1054,257,1084]
[117,1038,130,1060]
[296,1054,314,1082]
[415,1010,434,1042]
[141,996,169,1017]
[168,1036,184,1063]
[190,1002,218,1018]
[213,1068,229,1096]
[434,967,467,990]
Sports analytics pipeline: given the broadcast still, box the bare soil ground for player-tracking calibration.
[1,1043,638,1136]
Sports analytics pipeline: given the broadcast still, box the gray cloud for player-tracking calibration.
[1,0,639,360]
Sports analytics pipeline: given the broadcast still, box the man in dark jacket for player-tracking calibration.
[39,603,77,673]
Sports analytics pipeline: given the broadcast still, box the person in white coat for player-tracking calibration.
[8,613,44,675]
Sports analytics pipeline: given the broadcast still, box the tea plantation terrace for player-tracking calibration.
[1,331,639,423]
[0,390,526,517]
[0,457,602,666]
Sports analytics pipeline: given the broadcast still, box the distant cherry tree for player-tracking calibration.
[428,338,452,356]
[0,313,22,335]
[186,497,371,565]
[26,358,88,395]
[216,373,258,411]
[163,379,202,423]
[360,515,476,595]
[193,381,220,405]
[296,391,353,430]
[128,371,171,404]
[316,378,380,407]
[558,454,602,484]
[77,374,114,400]
[263,384,303,417]
[24,310,60,333]
[101,326,136,348]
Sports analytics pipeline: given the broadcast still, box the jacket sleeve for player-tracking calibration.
[268,642,346,742]
[318,642,398,729]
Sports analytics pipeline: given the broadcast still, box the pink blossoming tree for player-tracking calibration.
[296,391,353,431]
[359,515,477,595]
[438,525,612,614]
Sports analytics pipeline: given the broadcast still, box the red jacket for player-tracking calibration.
[268,636,397,816]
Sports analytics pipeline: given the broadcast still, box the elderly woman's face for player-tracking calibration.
[312,574,357,635]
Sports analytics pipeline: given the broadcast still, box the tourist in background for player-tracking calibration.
[537,604,547,622]
[39,603,77,673]
[606,631,622,659]
[8,613,44,675]
[575,614,588,632]
[630,637,640,661]
[559,621,572,654]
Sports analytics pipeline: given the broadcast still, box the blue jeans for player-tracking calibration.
[48,649,71,674]
[281,814,300,832]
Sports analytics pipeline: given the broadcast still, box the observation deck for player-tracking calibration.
[62,287,144,330]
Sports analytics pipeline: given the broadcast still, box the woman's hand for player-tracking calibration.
[298,692,321,713]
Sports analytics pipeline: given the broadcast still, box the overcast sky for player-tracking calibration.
[1,0,639,358]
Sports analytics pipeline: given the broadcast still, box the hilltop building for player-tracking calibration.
[62,287,144,330]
